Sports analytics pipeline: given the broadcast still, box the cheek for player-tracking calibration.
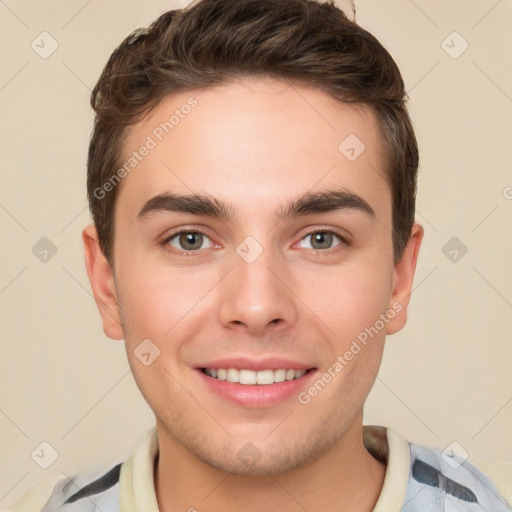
[300,262,392,340]
[115,260,219,343]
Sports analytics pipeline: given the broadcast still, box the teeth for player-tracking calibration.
[226,368,238,383]
[256,369,273,385]
[239,369,257,385]
[203,368,307,385]
[273,369,287,383]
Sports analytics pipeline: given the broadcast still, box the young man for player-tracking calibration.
[11,0,511,510]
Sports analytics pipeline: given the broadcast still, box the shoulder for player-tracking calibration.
[4,474,64,512]
[9,462,122,512]
[471,457,512,505]
[7,426,159,512]
[404,440,512,511]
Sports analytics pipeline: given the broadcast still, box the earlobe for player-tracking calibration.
[82,225,124,340]
[386,222,424,335]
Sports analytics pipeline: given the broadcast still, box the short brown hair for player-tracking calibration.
[88,0,418,264]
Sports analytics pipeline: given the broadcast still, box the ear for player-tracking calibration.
[386,222,424,335]
[82,225,124,340]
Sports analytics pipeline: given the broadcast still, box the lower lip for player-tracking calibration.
[196,368,318,408]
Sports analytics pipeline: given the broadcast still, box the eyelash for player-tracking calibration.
[159,227,350,257]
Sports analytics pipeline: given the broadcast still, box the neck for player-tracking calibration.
[154,415,386,512]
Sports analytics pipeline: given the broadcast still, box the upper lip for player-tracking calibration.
[196,357,316,372]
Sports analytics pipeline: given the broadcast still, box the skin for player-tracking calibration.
[83,77,423,512]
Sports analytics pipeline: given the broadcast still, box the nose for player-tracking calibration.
[218,243,299,337]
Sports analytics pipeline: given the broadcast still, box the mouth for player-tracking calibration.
[196,364,318,408]
[199,367,314,385]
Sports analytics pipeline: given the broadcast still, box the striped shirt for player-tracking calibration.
[9,425,512,511]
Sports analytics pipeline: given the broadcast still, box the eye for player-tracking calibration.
[164,230,215,252]
[298,231,345,250]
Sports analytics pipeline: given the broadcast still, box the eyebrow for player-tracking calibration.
[137,189,376,221]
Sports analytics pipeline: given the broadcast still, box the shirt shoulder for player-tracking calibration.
[9,463,122,512]
[471,457,512,505]
[365,425,512,512]
[404,441,512,511]
[8,426,160,512]
[4,474,64,512]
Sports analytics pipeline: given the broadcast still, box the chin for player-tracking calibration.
[183,423,343,477]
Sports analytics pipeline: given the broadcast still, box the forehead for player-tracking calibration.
[116,77,390,221]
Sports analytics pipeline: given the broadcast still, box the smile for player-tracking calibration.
[201,368,309,385]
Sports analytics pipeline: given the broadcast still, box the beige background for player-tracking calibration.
[1,0,511,508]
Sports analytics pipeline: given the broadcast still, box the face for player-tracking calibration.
[84,77,422,475]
